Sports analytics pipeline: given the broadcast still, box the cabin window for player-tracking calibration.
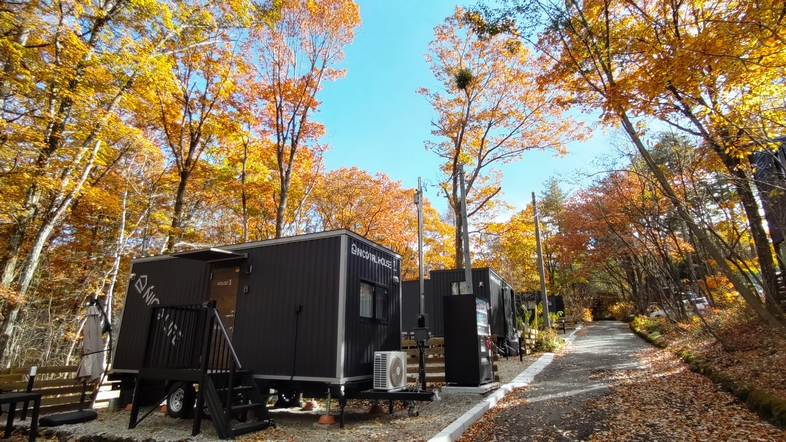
[451,281,472,295]
[375,287,388,320]
[360,281,388,321]
[360,282,374,318]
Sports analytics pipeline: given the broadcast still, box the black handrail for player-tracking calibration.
[206,308,241,415]
[135,301,248,436]
[140,301,242,375]
[207,308,241,372]
[142,303,208,371]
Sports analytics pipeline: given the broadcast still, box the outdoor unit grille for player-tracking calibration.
[373,351,407,391]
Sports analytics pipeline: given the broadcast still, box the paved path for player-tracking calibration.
[454,321,652,441]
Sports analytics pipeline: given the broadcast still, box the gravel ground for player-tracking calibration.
[15,354,541,442]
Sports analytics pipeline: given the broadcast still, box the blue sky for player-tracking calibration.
[316,1,612,216]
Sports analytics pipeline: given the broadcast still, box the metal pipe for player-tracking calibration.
[459,164,473,294]
[416,177,425,314]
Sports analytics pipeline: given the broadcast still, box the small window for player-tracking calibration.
[375,287,388,320]
[360,282,374,318]
[451,281,470,294]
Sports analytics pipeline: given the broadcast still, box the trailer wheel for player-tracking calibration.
[201,402,212,420]
[274,390,302,408]
[167,383,195,419]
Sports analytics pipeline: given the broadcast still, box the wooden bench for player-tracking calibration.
[556,318,578,334]
[0,366,99,417]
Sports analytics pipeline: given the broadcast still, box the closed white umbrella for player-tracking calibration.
[76,305,104,383]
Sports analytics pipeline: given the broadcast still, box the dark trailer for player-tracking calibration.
[402,268,518,351]
[112,230,405,435]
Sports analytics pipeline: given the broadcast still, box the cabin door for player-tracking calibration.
[210,266,240,340]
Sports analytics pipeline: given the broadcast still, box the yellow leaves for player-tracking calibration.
[548,0,785,154]
[0,285,27,306]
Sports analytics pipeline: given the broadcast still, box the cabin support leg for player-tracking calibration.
[338,397,347,428]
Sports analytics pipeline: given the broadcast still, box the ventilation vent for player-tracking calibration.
[373,351,407,391]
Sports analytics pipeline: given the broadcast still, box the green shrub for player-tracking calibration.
[632,315,671,335]
[534,328,563,352]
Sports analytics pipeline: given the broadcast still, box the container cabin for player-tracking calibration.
[112,230,402,413]
[402,268,518,352]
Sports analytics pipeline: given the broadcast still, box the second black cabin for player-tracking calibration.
[402,268,517,344]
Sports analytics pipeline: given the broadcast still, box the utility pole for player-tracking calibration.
[413,178,430,390]
[533,192,550,329]
[459,164,473,294]
[415,178,425,314]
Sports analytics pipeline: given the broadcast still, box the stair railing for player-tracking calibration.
[205,307,242,415]
[143,303,209,372]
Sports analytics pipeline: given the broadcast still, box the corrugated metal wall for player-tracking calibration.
[232,236,342,380]
[428,268,512,338]
[342,236,401,379]
[113,258,209,370]
[752,148,786,245]
[402,279,436,334]
[114,230,403,386]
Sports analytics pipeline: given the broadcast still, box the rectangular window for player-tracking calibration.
[375,287,388,320]
[360,281,374,318]
[452,281,473,295]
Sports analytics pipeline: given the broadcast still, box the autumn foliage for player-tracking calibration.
[1,0,785,380]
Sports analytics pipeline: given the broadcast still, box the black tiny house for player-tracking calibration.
[113,230,402,402]
[402,268,517,346]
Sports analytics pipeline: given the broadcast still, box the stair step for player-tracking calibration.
[231,402,264,413]
[231,419,275,436]
[216,385,254,393]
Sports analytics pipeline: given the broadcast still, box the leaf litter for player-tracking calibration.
[459,322,786,442]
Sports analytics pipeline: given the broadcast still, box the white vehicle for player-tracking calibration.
[648,293,710,319]
[685,294,710,314]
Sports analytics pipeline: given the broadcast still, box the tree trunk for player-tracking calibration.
[275,177,290,239]
[0,139,102,361]
[724,156,781,313]
[0,302,21,366]
[166,170,191,252]
[241,139,249,243]
[666,85,782,314]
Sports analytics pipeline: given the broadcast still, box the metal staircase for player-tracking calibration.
[200,369,274,439]
[129,301,274,439]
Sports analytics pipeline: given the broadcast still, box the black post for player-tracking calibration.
[417,340,427,391]
[413,314,429,391]
[21,366,36,420]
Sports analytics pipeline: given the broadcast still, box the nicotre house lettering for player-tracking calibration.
[351,242,392,269]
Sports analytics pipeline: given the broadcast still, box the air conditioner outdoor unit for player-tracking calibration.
[373,351,407,391]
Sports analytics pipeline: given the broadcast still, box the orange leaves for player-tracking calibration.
[241,0,360,237]
[597,315,786,441]
[477,207,539,292]
[0,285,25,307]
[309,167,453,276]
